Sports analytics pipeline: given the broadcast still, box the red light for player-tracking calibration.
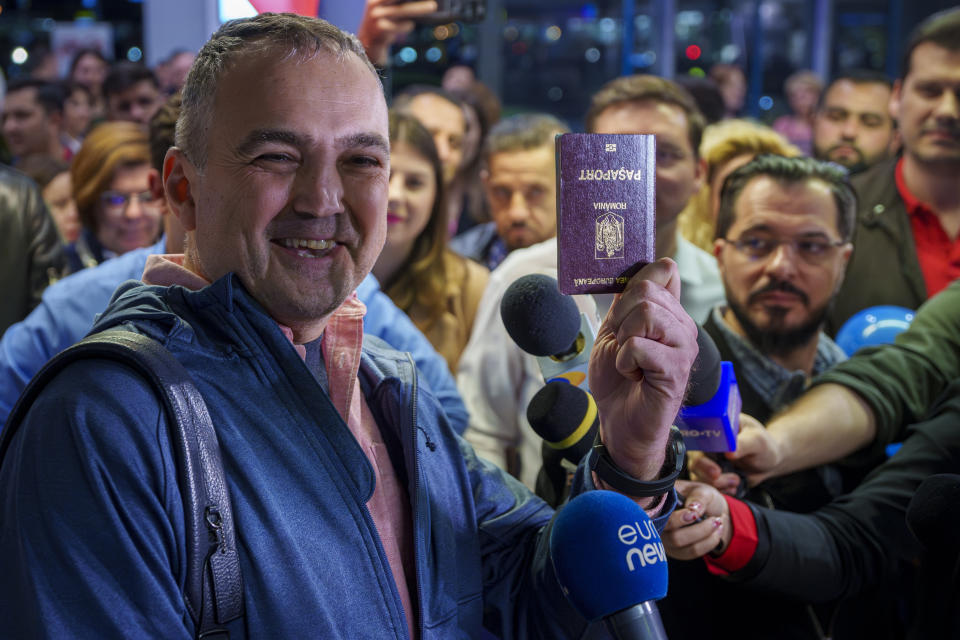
[685,45,701,60]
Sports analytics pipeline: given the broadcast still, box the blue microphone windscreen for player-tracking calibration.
[500,274,581,356]
[550,490,668,623]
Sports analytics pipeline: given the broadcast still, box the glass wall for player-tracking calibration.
[389,0,951,129]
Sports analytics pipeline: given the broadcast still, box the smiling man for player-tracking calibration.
[0,13,699,639]
[827,8,960,333]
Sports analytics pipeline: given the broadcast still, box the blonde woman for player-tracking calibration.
[678,119,803,252]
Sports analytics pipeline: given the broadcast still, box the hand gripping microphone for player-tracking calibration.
[502,273,740,451]
[500,274,595,390]
[551,490,669,639]
[676,327,741,452]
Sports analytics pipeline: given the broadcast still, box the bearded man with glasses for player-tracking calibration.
[707,154,854,429]
[656,154,862,639]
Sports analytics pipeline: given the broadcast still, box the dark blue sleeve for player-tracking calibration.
[0,360,193,638]
[570,448,679,533]
[359,281,469,434]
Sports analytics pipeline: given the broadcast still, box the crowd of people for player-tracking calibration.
[0,1,958,638]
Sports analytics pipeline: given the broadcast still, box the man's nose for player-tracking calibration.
[507,191,529,221]
[840,117,859,140]
[933,89,960,121]
[293,162,344,216]
[763,242,800,278]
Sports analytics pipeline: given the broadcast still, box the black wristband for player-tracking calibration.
[589,426,685,498]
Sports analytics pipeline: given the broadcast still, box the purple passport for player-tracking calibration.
[556,133,656,295]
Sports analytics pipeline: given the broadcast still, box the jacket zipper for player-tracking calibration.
[407,353,426,640]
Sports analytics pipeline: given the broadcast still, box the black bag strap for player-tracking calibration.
[1,329,244,638]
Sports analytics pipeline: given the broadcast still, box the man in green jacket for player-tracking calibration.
[825,7,960,334]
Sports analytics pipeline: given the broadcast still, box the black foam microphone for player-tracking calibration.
[907,474,960,552]
[528,381,601,506]
[501,273,740,451]
[687,328,723,405]
[527,380,599,466]
[676,328,741,452]
[500,274,595,390]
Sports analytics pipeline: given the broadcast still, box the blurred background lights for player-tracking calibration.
[425,47,442,63]
[685,44,701,60]
[720,44,740,62]
[126,47,143,62]
[759,96,775,110]
[398,47,417,64]
[584,47,601,63]
[11,47,28,65]
[545,25,562,41]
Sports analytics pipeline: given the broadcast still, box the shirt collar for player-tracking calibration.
[895,156,937,218]
[709,305,847,411]
[140,253,366,362]
[674,233,705,286]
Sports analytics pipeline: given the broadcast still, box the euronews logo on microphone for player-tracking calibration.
[617,516,667,572]
[551,491,669,623]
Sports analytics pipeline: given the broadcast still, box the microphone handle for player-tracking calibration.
[603,601,669,640]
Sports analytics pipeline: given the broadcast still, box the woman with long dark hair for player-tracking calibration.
[373,110,489,372]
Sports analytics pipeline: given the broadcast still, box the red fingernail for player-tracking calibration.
[687,501,702,512]
[712,517,723,529]
[682,510,698,523]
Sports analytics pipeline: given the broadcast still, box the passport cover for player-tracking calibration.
[556,133,656,295]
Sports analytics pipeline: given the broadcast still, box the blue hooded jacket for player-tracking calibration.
[0,274,677,638]
[0,239,467,432]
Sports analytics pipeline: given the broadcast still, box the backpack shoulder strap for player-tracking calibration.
[1,329,243,638]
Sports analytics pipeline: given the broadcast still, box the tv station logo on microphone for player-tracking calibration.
[617,516,666,571]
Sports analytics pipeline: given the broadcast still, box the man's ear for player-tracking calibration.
[147,168,166,214]
[164,147,197,231]
[889,79,903,122]
[713,238,728,281]
[692,155,707,195]
[833,243,854,293]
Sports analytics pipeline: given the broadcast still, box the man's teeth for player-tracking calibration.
[278,238,335,250]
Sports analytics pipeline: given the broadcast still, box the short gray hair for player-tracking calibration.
[176,13,378,168]
[483,113,569,161]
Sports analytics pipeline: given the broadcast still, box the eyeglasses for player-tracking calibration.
[723,233,848,264]
[99,190,162,215]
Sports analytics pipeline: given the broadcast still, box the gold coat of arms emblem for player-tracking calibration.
[595,212,625,259]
